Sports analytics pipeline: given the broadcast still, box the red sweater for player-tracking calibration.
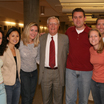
[90,47,104,83]
[65,25,93,71]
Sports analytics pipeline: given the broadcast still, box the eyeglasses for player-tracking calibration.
[48,22,59,26]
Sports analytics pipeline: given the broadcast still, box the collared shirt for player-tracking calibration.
[65,25,93,71]
[76,28,84,34]
[45,33,58,67]
[103,37,104,42]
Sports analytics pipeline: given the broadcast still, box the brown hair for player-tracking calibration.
[72,8,85,18]
[96,17,104,25]
[88,28,104,53]
[0,30,6,55]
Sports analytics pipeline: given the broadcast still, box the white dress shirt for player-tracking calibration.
[103,37,104,42]
[45,33,58,67]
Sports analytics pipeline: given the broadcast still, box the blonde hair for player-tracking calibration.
[21,22,39,47]
[88,28,104,53]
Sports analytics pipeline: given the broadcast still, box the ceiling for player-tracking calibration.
[59,0,104,26]
[0,0,103,27]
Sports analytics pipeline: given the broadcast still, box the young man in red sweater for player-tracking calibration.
[65,8,93,104]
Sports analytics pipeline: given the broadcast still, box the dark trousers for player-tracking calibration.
[91,79,104,104]
[5,79,20,104]
[20,69,38,104]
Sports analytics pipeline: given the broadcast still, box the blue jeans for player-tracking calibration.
[20,69,38,104]
[5,79,21,104]
[66,68,92,104]
[91,79,104,104]
[0,83,7,104]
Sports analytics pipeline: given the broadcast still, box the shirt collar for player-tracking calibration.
[72,24,90,33]
[48,33,58,38]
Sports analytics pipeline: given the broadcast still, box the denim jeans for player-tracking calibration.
[20,69,38,104]
[91,79,104,104]
[65,68,92,104]
[0,83,7,104]
[5,78,21,104]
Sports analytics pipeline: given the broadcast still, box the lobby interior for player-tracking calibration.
[0,0,104,34]
[0,0,104,104]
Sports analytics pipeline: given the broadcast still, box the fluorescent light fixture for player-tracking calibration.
[5,21,16,25]
[19,23,24,27]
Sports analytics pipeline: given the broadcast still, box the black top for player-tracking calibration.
[14,56,18,79]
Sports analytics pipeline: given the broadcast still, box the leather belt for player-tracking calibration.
[44,67,58,70]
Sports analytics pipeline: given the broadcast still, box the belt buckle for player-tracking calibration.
[44,67,58,70]
[52,68,55,70]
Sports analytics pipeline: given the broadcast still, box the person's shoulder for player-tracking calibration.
[15,47,19,52]
[19,40,23,46]
[65,26,75,35]
[67,26,74,31]
[89,46,93,52]
[85,25,91,32]
[59,34,69,42]
[40,33,48,40]
[19,40,23,49]
[59,33,68,38]
[2,46,10,56]
[87,26,91,30]
[20,40,26,47]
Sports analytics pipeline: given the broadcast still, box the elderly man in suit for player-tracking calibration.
[39,16,69,104]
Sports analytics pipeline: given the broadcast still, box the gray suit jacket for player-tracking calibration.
[39,33,69,86]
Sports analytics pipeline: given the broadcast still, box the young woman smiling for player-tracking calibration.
[1,27,21,104]
[19,22,40,104]
[89,28,104,104]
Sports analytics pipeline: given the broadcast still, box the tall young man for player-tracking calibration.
[65,8,93,104]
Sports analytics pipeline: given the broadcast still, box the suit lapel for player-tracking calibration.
[15,48,19,66]
[42,34,61,67]
[58,33,61,66]
[41,34,48,65]
[58,34,64,67]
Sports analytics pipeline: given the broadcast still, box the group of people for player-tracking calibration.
[0,23,40,104]
[0,7,104,104]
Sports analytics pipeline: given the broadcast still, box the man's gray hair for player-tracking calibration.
[47,16,60,24]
